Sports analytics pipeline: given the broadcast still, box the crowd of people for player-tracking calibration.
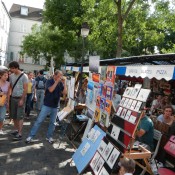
[0,61,67,144]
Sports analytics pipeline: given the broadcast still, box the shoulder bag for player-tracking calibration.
[164,135,175,157]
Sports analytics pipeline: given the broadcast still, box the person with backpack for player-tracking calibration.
[35,70,47,112]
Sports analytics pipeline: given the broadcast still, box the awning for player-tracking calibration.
[116,65,175,81]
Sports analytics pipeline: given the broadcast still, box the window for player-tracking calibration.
[10,52,13,61]
[20,6,29,16]
[20,24,27,33]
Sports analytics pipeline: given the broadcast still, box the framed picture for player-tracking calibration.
[90,152,101,171]
[119,97,126,107]
[110,124,120,141]
[137,89,151,102]
[128,115,137,124]
[134,101,142,112]
[98,140,107,155]
[123,98,129,108]
[99,166,109,175]
[120,108,127,118]
[103,142,114,161]
[106,148,120,169]
[126,99,133,109]
[130,100,137,110]
[94,157,105,175]
[116,107,123,116]
[124,110,132,121]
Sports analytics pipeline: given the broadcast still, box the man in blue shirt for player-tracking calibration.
[136,113,154,151]
[25,70,67,144]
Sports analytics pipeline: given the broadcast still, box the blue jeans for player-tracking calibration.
[25,93,32,116]
[28,105,57,139]
[0,105,6,122]
[36,89,45,111]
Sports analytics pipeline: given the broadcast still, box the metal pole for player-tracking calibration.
[77,36,85,98]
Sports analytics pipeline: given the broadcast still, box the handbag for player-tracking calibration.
[0,94,7,106]
[164,135,175,157]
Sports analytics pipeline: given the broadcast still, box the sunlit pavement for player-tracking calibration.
[0,111,84,175]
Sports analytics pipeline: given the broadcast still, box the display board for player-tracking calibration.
[72,125,106,174]
[89,137,121,175]
[107,85,151,153]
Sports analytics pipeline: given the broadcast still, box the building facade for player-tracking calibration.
[7,4,46,72]
[0,1,11,66]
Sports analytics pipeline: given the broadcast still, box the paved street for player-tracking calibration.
[0,111,83,175]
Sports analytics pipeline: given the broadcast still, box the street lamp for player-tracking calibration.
[77,22,90,98]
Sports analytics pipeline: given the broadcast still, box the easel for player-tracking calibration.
[124,111,153,175]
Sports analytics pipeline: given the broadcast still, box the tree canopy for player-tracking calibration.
[21,0,175,66]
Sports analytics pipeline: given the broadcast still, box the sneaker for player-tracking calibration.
[46,137,54,144]
[0,130,4,135]
[25,136,33,144]
[10,131,18,136]
[13,134,22,141]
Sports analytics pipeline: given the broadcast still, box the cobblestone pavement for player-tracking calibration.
[0,111,88,175]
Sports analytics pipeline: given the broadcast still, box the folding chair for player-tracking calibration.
[141,129,162,175]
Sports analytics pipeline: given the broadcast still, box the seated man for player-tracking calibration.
[136,112,154,151]
[119,157,135,175]
[157,105,174,126]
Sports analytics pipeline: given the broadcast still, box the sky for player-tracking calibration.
[2,0,45,11]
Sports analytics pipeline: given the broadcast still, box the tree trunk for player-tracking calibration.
[116,0,123,58]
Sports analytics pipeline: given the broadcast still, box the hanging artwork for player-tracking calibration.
[106,86,113,100]
[94,108,101,122]
[89,56,100,73]
[106,66,116,86]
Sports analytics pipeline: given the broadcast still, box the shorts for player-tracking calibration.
[0,106,6,122]
[10,97,25,120]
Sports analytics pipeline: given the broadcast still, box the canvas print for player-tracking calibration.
[80,142,91,156]
[106,86,113,100]
[106,148,120,169]
[102,85,107,97]
[120,108,127,118]
[110,124,120,141]
[124,110,132,121]
[106,66,116,86]
[103,142,114,161]
[119,97,126,107]
[98,140,107,155]
[134,101,142,112]
[126,99,133,109]
[100,66,107,82]
[116,107,123,117]
[99,167,109,175]
[94,157,105,175]
[130,100,137,110]
[94,108,101,122]
[100,97,106,111]
[98,83,103,96]
[92,73,100,83]
[105,99,112,115]
[90,152,101,171]
[96,96,101,108]
[137,89,151,102]
[100,112,109,127]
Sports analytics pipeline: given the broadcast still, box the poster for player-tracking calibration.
[105,99,112,115]
[89,56,100,73]
[94,157,105,175]
[106,86,113,100]
[98,140,107,155]
[94,108,100,122]
[102,142,114,161]
[92,73,100,83]
[90,152,101,170]
[100,112,109,127]
[106,66,116,86]
[100,66,107,82]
